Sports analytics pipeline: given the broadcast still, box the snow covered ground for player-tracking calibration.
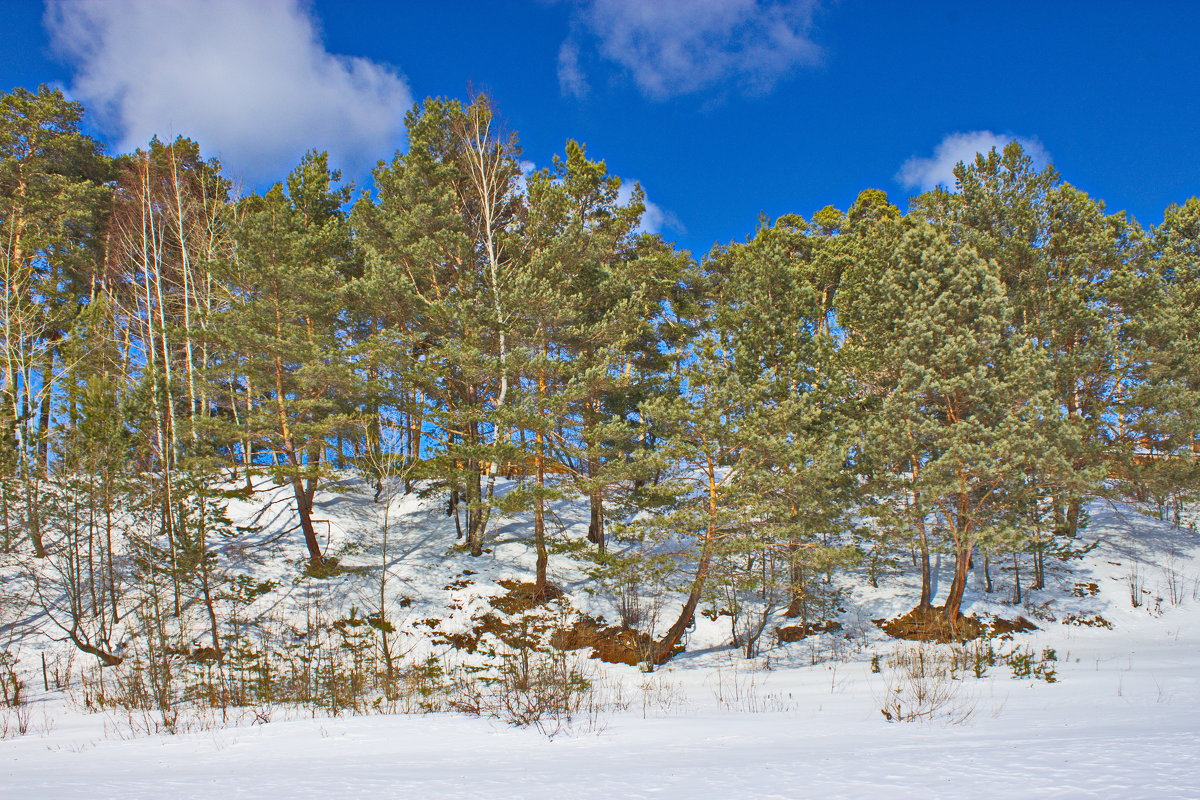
[2,484,1199,799]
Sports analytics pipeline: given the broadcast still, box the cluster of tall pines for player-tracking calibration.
[4,85,1200,668]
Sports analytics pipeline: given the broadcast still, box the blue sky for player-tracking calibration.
[4,0,1199,257]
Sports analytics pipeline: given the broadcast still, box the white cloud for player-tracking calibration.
[514,159,538,196]
[563,0,821,100]
[517,159,681,236]
[617,180,684,236]
[45,0,413,183]
[557,41,588,99]
[897,131,1052,193]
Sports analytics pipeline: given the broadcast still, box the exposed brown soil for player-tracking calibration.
[776,620,843,643]
[165,645,222,663]
[701,607,732,621]
[1063,613,1113,628]
[989,616,1039,636]
[416,617,484,654]
[551,615,671,666]
[489,580,564,615]
[1071,582,1101,598]
[422,579,677,665]
[423,581,570,654]
[783,603,846,620]
[190,646,222,663]
[879,606,987,642]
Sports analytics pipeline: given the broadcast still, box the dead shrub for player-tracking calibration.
[448,643,598,737]
[877,643,975,724]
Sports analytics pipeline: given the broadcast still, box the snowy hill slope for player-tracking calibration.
[2,482,1199,799]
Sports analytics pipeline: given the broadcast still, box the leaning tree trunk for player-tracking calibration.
[652,470,721,664]
[652,542,715,664]
[290,475,324,567]
[273,354,323,567]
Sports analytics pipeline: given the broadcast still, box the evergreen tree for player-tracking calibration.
[848,225,1071,623]
[705,212,858,626]
[912,144,1148,544]
[0,85,108,555]
[1138,197,1200,518]
[214,151,354,569]
[514,140,689,588]
[353,96,523,557]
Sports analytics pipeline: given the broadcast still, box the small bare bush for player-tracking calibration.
[0,652,32,739]
[0,651,24,707]
[0,703,32,738]
[616,578,648,629]
[449,643,599,737]
[1161,559,1186,606]
[878,643,975,724]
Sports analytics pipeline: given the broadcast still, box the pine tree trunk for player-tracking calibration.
[584,392,605,551]
[1011,552,1022,604]
[465,460,484,556]
[940,543,974,622]
[304,442,320,510]
[534,433,548,595]
[1065,497,1082,538]
[911,469,932,610]
[242,370,255,491]
[786,542,806,618]
[197,515,223,662]
[919,541,932,608]
[292,476,324,566]
[35,344,55,475]
[653,543,714,664]
[587,489,605,552]
[24,478,45,558]
[653,466,721,664]
[407,390,423,493]
[273,349,322,566]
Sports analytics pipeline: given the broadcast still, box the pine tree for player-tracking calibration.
[214,151,354,569]
[0,85,108,556]
[912,145,1147,542]
[620,325,763,664]
[849,225,1071,623]
[1137,197,1200,518]
[512,141,688,592]
[704,211,858,630]
[353,96,523,557]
